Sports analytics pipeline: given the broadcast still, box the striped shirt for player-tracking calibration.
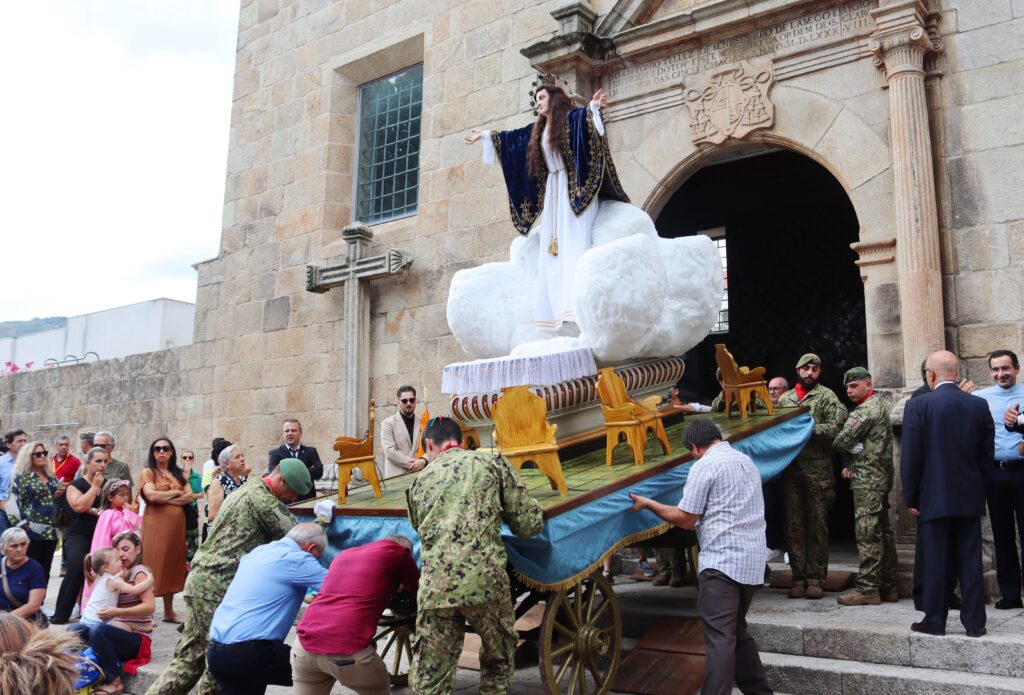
[679,441,766,586]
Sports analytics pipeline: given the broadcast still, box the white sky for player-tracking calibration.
[0,1,240,322]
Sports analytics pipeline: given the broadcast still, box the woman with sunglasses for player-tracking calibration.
[12,441,63,574]
[139,438,193,623]
[179,450,203,564]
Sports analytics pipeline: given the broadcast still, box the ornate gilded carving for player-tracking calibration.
[683,58,774,146]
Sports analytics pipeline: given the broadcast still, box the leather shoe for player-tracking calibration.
[995,597,1023,610]
[966,627,987,638]
[652,572,670,587]
[911,622,945,636]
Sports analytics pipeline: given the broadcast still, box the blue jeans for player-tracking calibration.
[70,622,142,681]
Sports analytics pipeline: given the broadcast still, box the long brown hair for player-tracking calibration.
[0,613,78,695]
[527,85,573,179]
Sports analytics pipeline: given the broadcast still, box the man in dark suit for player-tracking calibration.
[268,418,324,502]
[901,350,994,637]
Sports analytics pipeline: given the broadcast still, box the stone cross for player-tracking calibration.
[306,223,412,440]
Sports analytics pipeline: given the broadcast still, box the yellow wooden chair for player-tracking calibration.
[491,386,568,496]
[595,368,672,466]
[714,343,775,420]
[334,400,382,504]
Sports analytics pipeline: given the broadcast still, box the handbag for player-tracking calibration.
[1,557,48,627]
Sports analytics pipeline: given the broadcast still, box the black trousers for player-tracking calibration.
[53,533,91,622]
[69,623,142,681]
[912,523,958,609]
[762,478,786,551]
[918,516,986,633]
[985,465,1024,601]
[26,538,58,578]
[207,639,292,695]
[697,568,773,695]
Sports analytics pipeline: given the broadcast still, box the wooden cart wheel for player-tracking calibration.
[374,611,415,686]
[539,570,622,695]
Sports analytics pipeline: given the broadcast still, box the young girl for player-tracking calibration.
[80,548,153,631]
[83,480,142,609]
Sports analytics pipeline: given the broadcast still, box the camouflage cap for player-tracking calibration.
[795,353,821,369]
[843,366,871,384]
[79,431,96,440]
[277,457,312,495]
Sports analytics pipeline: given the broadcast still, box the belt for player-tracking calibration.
[996,460,1024,471]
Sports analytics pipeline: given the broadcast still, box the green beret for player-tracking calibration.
[843,367,871,384]
[277,458,312,495]
[79,432,95,440]
[795,353,821,369]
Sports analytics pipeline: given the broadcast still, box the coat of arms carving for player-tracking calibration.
[683,58,774,145]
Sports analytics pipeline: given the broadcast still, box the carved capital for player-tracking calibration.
[851,238,897,280]
[869,1,942,80]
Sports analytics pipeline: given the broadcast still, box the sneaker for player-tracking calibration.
[837,590,881,606]
[637,560,656,578]
[601,570,615,585]
[805,585,824,600]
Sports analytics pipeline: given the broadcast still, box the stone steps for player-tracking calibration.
[762,652,1024,695]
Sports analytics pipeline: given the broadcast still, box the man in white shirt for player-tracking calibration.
[380,385,427,478]
[630,418,773,695]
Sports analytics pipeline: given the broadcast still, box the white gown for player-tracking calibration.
[483,103,605,331]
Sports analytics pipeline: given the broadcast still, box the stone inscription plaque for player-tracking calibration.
[605,0,874,98]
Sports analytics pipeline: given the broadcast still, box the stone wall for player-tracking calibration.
[936,0,1024,383]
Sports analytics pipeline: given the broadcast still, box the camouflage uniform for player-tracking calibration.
[145,478,322,695]
[407,448,544,695]
[833,392,897,596]
[777,384,848,589]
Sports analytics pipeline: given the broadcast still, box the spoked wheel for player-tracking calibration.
[374,611,415,686]
[539,570,621,694]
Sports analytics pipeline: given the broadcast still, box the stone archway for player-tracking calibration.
[609,85,902,387]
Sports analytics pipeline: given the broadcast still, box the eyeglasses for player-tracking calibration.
[400,398,416,404]
[153,445,173,453]
[32,450,49,459]
[181,455,194,460]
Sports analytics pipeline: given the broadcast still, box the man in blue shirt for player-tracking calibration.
[206,523,329,694]
[0,430,27,531]
[974,349,1024,609]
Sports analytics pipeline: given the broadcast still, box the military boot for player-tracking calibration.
[788,584,806,599]
[838,590,880,606]
[652,572,670,587]
[880,588,899,603]
[805,585,824,600]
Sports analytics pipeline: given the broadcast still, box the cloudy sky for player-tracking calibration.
[0,1,240,322]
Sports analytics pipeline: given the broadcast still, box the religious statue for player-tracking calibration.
[465,79,629,331]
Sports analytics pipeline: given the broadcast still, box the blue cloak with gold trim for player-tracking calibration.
[490,106,629,235]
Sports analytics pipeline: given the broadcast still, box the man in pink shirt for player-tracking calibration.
[292,535,420,695]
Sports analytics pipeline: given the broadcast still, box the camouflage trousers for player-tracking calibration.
[656,545,687,577]
[144,595,220,695]
[853,486,897,595]
[783,461,835,588]
[411,600,516,695]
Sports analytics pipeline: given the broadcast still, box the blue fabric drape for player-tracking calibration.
[301,413,814,588]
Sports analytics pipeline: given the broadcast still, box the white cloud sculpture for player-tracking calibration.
[446,201,724,364]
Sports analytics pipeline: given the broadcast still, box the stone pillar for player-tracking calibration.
[869,0,944,388]
[341,224,374,439]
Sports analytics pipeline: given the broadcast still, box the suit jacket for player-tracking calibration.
[267,443,323,501]
[380,411,421,478]
[901,382,995,522]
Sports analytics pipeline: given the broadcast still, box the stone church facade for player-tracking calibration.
[1,0,1022,497]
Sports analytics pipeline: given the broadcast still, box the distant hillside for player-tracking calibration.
[0,316,67,339]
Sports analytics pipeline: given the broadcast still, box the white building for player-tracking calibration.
[0,298,195,370]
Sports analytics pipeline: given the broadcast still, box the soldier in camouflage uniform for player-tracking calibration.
[776,353,848,599]
[832,367,898,605]
[146,458,331,695]
[407,416,544,695]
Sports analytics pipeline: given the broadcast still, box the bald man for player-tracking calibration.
[901,350,993,637]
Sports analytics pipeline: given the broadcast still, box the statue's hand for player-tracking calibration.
[591,88,607,109]
[464,128,483,145]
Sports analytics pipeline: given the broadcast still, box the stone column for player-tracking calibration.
[869,0,944,388]
[341,224,374,439]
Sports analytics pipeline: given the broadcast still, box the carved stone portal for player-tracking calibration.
[683,58,774,145]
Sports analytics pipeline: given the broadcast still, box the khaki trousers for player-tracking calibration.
[290,640,391,695]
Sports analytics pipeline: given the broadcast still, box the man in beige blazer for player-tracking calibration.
[381,385,428,478]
